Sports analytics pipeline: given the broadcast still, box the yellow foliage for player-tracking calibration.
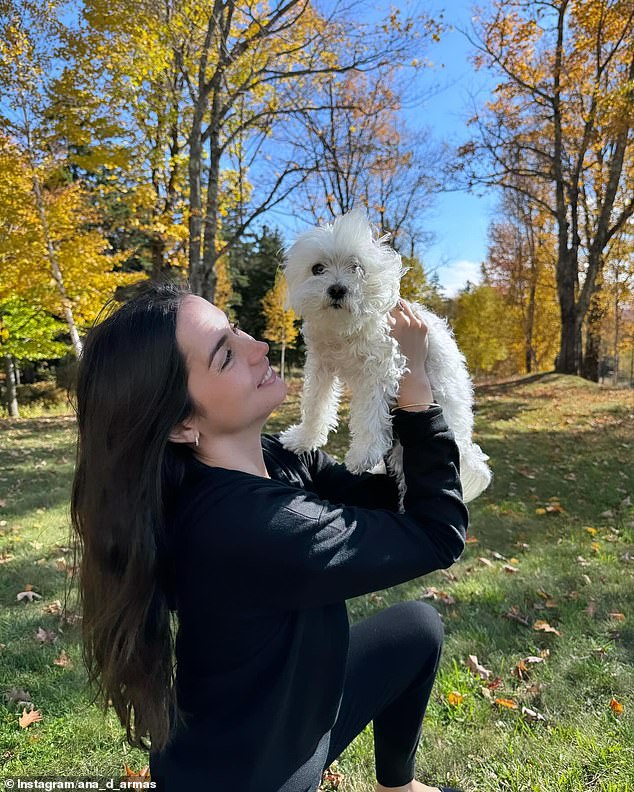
[213,255,234,316]
[262,270,298,347]
[0,136,144,330]
[453,285,515,378]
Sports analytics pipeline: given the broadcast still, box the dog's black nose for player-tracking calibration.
[327,284,347,300]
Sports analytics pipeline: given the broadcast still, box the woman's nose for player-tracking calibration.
[248,337,269,362]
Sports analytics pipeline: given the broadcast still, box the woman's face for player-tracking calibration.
[175,295,287,438]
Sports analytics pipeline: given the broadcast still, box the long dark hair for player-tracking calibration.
[67,277,198,753]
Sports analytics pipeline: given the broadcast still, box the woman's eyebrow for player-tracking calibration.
[209,332,229,367]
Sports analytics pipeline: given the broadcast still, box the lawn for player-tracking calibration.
[1,373,633,791]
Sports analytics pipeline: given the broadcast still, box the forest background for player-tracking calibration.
[1,0,633,416]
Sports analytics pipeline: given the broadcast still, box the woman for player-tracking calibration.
[70,277,468,792]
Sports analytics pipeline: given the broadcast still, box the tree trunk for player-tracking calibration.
[613,269,620,386]
[3,354,20,418]
[581,270,606,382]
[555,248,580,374]
[201,117,222,303]
[151,234,166,279]
[188,105,205,295]
[31,173,83,357]
[280,341,286,381]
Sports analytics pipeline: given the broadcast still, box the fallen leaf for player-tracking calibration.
[447,692,464,707]
[492,551,506,561]
[532,620,561,636]
[4,687,31,706]
[43,600,63,615]
[420,588,456,605]
[609,698,623,715]
[478,557,494,567]
[521,705,546,722]
[486,676,504,690]
[19,708,42,728]
[495,697,518,709]
[34,627,57,644]
[122,766,151,783]
[535,508,546,515]
[505,606,530,626]
[17,590,42,603]
[465,536,479,544]
[53,650,72,668]
[576,556,590,567]
[512,660,530,680]
[503,564,519,574]
[584,526,598,536]
[608,612,625,621]
[466,655,492,680]
[321,766,344,789]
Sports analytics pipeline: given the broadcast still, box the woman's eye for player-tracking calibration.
[221,347,233,370]
[311,264,325,275]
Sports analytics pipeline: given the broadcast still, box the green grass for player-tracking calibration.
[1,374,633,791]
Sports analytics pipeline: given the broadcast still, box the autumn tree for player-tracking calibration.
[261,269,298,380]
[0,0,85,355]
[0,3,142,364]
[229,224,286,341]
[291,69,442,255]
[1,296,68,417]
[50,0,190,277]
[452,283,516,379]
[484,189,560,373]
[178,1,441,300]
[459,0,634,379]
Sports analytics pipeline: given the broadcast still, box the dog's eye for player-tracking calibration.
[311,263,326,275]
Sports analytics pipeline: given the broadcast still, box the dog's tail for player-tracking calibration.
[459,443,492,503]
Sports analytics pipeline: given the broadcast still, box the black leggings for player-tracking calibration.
[322,599,444,788]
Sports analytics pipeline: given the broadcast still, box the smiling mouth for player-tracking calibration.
[258,365,275,387]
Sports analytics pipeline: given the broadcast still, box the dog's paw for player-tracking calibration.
[278,424,326,453]
[344,445,382,474]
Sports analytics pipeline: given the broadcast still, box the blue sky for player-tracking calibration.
[415,0,498,296]
[268,0,499,298]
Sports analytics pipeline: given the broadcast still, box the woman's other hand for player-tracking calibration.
[387,299,434,409]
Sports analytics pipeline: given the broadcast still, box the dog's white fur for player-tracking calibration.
[279,208,491,506]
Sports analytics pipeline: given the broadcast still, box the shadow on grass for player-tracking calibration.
[0,416,77,521]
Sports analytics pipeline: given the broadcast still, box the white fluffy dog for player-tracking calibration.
[279,208,491,506]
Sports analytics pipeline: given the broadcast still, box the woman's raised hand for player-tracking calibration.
[387,299,434,409]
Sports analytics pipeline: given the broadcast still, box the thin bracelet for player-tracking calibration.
[390,402,440,413]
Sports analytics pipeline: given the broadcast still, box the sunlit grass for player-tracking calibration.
[0,373,632,790]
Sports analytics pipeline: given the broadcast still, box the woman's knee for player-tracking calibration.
[386,599,444,655]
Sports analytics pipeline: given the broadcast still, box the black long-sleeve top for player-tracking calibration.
[149,407,468,791]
